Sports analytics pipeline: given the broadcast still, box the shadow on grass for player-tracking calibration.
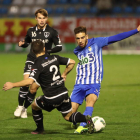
[16,128,95,136]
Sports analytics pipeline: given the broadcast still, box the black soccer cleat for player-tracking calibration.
[85,115,94,134]
[31,128,44,134]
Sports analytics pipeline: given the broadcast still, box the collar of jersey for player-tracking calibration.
[35,24,47,31]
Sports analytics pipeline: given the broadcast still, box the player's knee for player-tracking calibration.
[63,111,72,121]
[31,101,38,110]
[64,115,69,121]
[30,88,37,94]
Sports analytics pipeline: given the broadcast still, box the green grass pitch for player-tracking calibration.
[0,53,140,140]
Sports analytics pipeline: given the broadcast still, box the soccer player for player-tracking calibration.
[70,25,140,134]
[15,9,62,118]
[3,40,94,134]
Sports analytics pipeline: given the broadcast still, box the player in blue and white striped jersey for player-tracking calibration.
[71,25,140,134]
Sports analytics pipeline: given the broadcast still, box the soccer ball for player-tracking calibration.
[92,116,106,132]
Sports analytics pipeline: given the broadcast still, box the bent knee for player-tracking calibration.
[63,111,73,121]
[64,116,69,121]
[31,101,37,110]
[30,88,37,94]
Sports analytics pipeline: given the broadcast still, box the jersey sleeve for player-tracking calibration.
[94,37,109,48]
[21,28,31,48]
[52,29,62,47]
[29,63,41,83]
[55,55,70,65]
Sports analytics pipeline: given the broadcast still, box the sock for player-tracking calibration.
[69,112,86,123]
[24,91,36,109]
[80,106,93,127]
[32,109,44,130]
[18,86,29,106]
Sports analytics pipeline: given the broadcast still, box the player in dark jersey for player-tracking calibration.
[15,9,62,118]
[3,40,94,134]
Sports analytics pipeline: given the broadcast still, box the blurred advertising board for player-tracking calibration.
[0,17,140,53]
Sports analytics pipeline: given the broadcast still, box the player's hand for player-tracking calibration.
[137,25,140,32]
[18,40,25,47]
[61,75,66,82]
[2,82,14,91]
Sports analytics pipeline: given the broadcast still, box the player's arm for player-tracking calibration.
[19,29,31,48]
[47,30,62,53]
[3,78,34,91]
[108,25,140,44]
[61,59,75,81]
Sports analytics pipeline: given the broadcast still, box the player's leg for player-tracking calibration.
[31,100,44,134]
[64,111,94,134]
[21,82,40,118]
[79,84,100,128]
[14,74,29,117]
[31,95,55,134]
[70,85,85,129]
[58,97,94,134]
[14,60,34,117]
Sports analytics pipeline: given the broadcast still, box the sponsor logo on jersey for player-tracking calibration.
[79,52,95,65]
[32,31,37,37]
[28,64,32,70]
[45,57,48,59]
[41,57,57,67]
[32,39,49,43]
[63,98,69,103]
[51,79,64,86]
[44,32,50,38]
[30,69,37,76]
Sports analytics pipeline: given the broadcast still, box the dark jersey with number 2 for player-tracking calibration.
[29,54,70,98]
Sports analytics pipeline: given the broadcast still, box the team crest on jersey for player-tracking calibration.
[28,64,32,70]
[32,31,37,37]
[88,46,92,51]
[44,32,50,38]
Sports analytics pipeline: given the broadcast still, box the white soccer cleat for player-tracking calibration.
[21,108,27,118]
[14,106,23,117]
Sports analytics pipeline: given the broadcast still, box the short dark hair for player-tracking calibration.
[35,9,48,17]
[31,40,45,55]
[74,26,87,35]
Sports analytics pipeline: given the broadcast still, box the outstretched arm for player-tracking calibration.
[3,78,34,91]
[108,25,140,45]
[61,59,75,81]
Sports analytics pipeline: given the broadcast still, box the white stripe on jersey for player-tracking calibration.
[67,58,70,66]
[81,64,86,84]
[99,49,102,83]
[56,45,62,46]
[76,64,81,84]
[91,56,95,84]
[25,61,34,64]
[29,77,40,86]
[86,62,90,84]
[44,91,68,99]
[95,45,99,84]
[59,108,72,114]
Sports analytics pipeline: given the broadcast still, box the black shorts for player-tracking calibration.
[35,91,72,114]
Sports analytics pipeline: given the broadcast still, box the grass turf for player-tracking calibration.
[0,53,140,140]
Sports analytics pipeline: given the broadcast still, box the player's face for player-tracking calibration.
[75,32,88,48]
[35,13,48,29]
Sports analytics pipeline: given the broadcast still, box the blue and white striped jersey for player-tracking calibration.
[74,37,109,84]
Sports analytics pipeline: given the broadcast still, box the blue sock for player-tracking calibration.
[80,106,94,127]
